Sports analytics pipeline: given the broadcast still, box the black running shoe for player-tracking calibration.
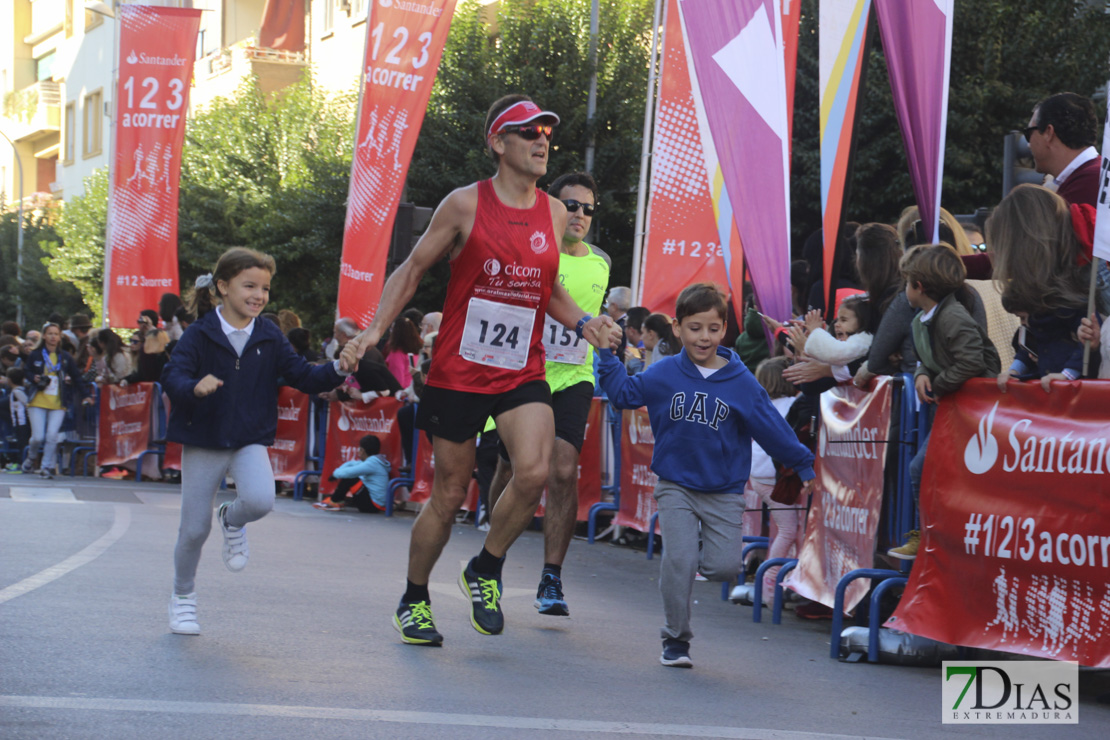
[393,600,443,646]
[459,564,504,635]
[534,572,569,616]
[660,638,693,668]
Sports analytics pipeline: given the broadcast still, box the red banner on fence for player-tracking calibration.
[104,6,201,327]
[574,398,605,520]
[616,407,658,532]
[320,397,403,495]
[786,377,892,612]
[97,382,155,466]
[887,380,1110,667]
[268,387,310,482]
[336,0,457,328]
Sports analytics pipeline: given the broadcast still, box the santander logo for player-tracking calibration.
[964,401,999,475]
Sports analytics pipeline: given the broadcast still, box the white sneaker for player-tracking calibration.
[169,592,200,635]
[218,502,249,572]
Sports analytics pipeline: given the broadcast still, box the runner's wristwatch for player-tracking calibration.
[575,315,592,340]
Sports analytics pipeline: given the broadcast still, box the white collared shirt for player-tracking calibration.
[215,305,255,338]
[1054,146,1099,186]
[919,304,938,324]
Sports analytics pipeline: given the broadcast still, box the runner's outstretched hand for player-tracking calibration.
[340,327,380,373]
[584,315,620,351]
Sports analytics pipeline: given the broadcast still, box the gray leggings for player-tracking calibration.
[173,444,275,594]
[654,479,745,643]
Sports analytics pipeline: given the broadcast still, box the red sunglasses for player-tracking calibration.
[501,124,553,141]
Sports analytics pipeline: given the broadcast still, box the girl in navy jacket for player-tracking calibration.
[161,248,346,636]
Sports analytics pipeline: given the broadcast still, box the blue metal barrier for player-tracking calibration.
[752,557,795,623]
[385,405,419,518]
[134,383,167,480]
[587,404,622,543]
[293,397,330,501]
[867,576,908,662]
[720,535,770,600]
[70,386,100,476]
[771,561,799,624]
[829,568,903,659]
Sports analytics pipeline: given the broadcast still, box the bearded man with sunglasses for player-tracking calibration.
[486,171,610,618]
[342,95,619,647]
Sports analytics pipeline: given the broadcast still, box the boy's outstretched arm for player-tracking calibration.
[596,347,647,410]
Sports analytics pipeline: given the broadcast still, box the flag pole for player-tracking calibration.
[630,0,664,306]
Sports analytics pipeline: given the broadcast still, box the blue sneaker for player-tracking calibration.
[534,572,569,616]
[661,638,693,668]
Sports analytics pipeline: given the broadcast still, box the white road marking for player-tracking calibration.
[9,487,79,503]
[0,695,904,739]
[0,503,131,605]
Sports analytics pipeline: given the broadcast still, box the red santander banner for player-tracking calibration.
[574,398,605,520]
[887,380,1110,667]
[97,382,155,466]
[337,0,458,327]
[785,377,891,612]
[269,387,310,482]
[320,397,403,495]
[616,407,658,532]
[104,6,201,327]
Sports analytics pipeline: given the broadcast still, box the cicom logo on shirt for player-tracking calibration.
[483,258,501,277]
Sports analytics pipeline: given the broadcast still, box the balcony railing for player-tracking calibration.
[2,81,62,142]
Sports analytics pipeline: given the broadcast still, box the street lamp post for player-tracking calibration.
[0,128,25,327]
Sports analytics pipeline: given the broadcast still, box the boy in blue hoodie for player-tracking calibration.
[596,283,815,668]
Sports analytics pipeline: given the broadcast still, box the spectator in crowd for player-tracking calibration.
[89,329,130,385]
[402,307,424,331]
[287,327,317,362]
[22,330,40,355]
[325,317,362,362]
[605,285,632,362]
[790,260,808,318]
[1078,314,1110,378]
[805,223,862,315]
[853,222,921,386]
[1026,92,1100,208]
[988,184,1098,391]
[160,293,185,341]
[6,367,30,471]
[897,206,976,256]
[888,245,1000,560]
[788,297,872,371]
[22,322,87,478]
[597,283,814,668]
[67,314,93,368]
[123,309,170,385]
[739,356,804,604]
[383,316,423,389]
[260,312,281,328]
[313,435,391,513]
[278,309,301,335]
[623,306,651,373]
[1,321,20,339]
[640,312,678,369]
[1,335,22,372]
[174,307,194,333]
[734,306,770,374]
[419,312,441,342]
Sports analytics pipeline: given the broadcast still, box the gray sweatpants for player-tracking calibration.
[654,479,746,643]
[173,445,275,595]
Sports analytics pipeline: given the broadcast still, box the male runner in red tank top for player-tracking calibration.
[341,95,619,646]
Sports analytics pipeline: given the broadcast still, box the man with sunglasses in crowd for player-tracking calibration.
[341,95,619,647]
[487,171,610,618]
[1025,92,1100,208]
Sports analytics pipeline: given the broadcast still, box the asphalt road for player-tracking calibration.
[1,473,1107,739]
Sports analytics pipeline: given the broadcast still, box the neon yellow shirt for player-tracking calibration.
[544,243,611,394]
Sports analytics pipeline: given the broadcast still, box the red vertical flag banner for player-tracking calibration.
[887,381,1110,667]
[104,6,201,327]
[785,378,891,611]
[639,0,729,316]
[337,0,458,327]
[616,408,659,532]
[574,398,604,521]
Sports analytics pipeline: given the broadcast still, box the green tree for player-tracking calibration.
[5,200,93,328]
[406,0,655,300]
[42,169,108,321]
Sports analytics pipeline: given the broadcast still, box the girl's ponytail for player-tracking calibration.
[186,273,217,317]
